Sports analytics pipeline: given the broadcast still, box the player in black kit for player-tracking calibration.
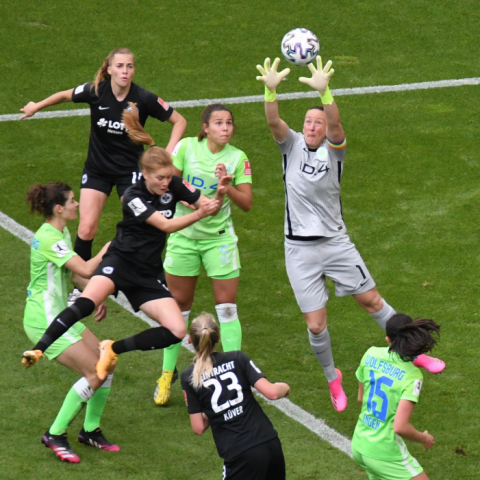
[181,313,290,480]
[23,143,232,382]
[20,47,187,270]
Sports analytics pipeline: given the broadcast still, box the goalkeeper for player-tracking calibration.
[256,57,445,412]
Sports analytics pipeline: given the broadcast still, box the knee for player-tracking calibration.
[78,219,98,240]
[357,289,384,313]
[305,310,327,335]
[170,322,187,340]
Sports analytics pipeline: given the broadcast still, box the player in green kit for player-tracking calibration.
[160,104,252,405]
[23,182,116,463]
[352,314,440,480]
[122,103,253,405]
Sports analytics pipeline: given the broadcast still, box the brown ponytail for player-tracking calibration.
[26,182,72,218]
[198,104,235,141]
[122,102,172,173]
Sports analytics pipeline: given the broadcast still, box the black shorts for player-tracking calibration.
[223,437,285,480]
[81,167,142,199]
[93,252,171,312]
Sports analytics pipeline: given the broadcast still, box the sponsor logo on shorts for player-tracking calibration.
[82,174,88,184]
[157,97,170,110]
[159,209,173,218]
[160,193,173,204]
[182,180,196,192]
[128,197,147,216]
[102,266,114,274]
[244,160,252,176]
[51,240,71,258]
[164,256,173,267]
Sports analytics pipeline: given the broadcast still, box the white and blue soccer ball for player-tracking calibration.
[281,28,320,66]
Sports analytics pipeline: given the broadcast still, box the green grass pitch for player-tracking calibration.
[1,0,479,478]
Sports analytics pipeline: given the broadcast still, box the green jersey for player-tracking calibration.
[351,346,424,461]
[171,137,252,239]
[24,223,76,328]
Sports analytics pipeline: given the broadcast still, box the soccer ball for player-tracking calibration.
[281,28,320,66]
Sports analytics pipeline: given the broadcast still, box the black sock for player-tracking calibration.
[112,327,182,354]
[74,236,94,261]
[33,298,95,352]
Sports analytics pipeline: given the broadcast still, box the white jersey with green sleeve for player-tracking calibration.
[171,137,252,239]
[24,223,77,328]
[351,346,424,461]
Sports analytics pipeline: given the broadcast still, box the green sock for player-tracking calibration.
[162,310,189,372]
[163,342,182,372]
[220,318,242,351]
[83,386,111,432]
[49,387,85,435]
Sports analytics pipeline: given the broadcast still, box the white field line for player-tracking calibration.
[0,211,353,457]
[3,77,480,123]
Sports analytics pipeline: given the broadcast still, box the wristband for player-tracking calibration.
[264,86,277,102]
[319,86,334,105]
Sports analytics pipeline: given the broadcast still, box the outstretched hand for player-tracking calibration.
[256,58,290,92]
[299,56,334,94]
[20,102,38,119]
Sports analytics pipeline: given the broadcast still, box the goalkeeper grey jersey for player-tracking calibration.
[277,129,347,239]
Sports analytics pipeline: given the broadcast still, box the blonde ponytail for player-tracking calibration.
[190,313,220,390]
[91,48,135,96]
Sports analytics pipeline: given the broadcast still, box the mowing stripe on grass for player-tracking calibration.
[3,77,480,122]
[0,210,353,458]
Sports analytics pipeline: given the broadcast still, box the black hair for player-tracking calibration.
[386,313,441,362]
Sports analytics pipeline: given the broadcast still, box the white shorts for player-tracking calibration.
[284,234,376,313]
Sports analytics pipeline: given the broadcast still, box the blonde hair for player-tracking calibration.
[122,102,172,173]
[91,48,135,96]
[190,313,220,390]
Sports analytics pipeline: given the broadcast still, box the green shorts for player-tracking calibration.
[24,322,86,360]
[352,447,423,480]
[164,231,240,279]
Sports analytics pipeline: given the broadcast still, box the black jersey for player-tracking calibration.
[108,176,200,276]
[71,80,174,176]
[181,351,278,462]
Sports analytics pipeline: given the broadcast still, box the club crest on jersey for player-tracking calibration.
[102,266,114,274]
[157,97,170,110]
[160,192,173,204]
[128,197,147,216]
[51,240,70,258]
[82,174,88,184]
[182,180,196,193]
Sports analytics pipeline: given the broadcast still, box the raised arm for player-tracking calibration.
[256,58,290,142]
[299,57,345,144]
[393,400,435,450]
[254,377,290,400]
[20,88,74,119]
[165,110,187,154]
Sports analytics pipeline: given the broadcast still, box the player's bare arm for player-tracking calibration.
[165,110,187,154]
[20,88,74,119]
